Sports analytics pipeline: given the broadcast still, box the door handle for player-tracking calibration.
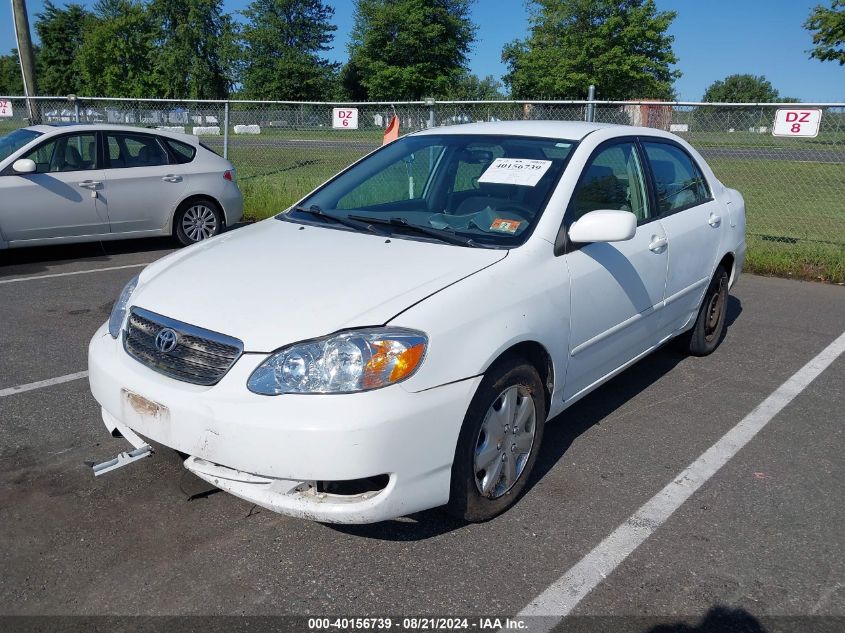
[78,180,102,189]
[708,213,722,227]
[649,236,668,252]
[162,174,182,183]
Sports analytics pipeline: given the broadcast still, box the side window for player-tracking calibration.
[23,133,97,173]
[106,133,169,168]
[572,142,650,222]
[642,141,710,215]
[336,146,445,209]
[165,138,196,164]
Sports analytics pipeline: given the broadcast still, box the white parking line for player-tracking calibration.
[0,371,89,398]
[516,330,845,629]
[0,263,149,285]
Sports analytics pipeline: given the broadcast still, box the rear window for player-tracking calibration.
[165,138,196,164]
[106,132,169,168]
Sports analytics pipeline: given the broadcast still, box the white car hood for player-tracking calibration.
[132,219,506,351]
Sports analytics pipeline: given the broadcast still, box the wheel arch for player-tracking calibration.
[483,340,554,418]
[170,194,225,236]
[717,251,736,285]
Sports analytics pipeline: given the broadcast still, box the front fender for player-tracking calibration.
[390,240,571,412]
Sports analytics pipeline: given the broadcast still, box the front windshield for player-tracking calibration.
[287,134,577,248]
[0,128,42,163]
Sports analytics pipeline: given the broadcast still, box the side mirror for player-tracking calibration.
[568,209,637,244]
[12,159,36,174]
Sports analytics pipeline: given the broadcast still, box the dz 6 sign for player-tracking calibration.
[332,108,359,130]
[772,108,822,138]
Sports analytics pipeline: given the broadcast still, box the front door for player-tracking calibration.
[0,132,108,242]
[563,140,669,401]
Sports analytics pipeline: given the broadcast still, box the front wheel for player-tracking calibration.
[678,265,729,356]
[174,198,223,246]
[446,357,546,522]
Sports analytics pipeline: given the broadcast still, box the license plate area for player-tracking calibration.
[121,389,170,425]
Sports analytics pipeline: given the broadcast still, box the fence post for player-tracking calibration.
[223,100,230,160]
[585,85,596,122]
[425,97,436,129]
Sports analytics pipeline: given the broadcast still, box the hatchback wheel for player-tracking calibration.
[175,199,222,246]
[447,357,546,522]
[679,265,730,356]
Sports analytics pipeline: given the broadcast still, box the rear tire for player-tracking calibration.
[174,198,223,246]
[446,356,546,522]
[678,266,729,356]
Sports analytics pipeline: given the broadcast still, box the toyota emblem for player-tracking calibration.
[154,328,179,353]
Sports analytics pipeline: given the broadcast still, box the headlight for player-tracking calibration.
[108,275,139,338]
[247,328,428,395]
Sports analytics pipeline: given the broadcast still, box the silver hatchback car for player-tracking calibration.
[0,124,243,249]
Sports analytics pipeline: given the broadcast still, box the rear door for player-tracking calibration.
[640,138,722,335]
[0,131,108,241]
[562,139,669,400]
[101,131,187,234]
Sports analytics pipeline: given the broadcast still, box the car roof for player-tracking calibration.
[24,123,199,144]
[413,120,620,141]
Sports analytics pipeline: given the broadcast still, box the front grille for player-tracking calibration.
[124,307,244,386]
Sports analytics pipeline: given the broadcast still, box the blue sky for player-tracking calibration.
[1,0,843,101]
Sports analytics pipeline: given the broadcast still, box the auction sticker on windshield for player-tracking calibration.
[477,158,551,187]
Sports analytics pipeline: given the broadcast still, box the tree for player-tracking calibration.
[346,0,476,100]
[0,51,24,94]
[240,0,338,100]
[502,0,680,100]
[34,1,93,95]
[446,73,506,100]
[149,0,238,99]
[702,74,779,103]
[805,0,845,65]
[76,0,158,97]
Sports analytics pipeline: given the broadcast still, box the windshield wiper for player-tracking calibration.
[292,205,384,234]
[348,215,479,248]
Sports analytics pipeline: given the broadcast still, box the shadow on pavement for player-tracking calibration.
[0,221,252,278]
[646,605,767,633]
[332,295,743,541]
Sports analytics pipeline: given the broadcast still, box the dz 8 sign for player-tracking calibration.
[772,109,822,138]
[0,99,12,118]
[332,108,359,129]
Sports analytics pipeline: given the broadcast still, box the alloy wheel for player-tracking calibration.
[182,204,218,242]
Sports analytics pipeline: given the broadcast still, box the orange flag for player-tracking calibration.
[383,114,399,145]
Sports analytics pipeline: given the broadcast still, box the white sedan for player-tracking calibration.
[0,124,243,249]
[88,121,746,523]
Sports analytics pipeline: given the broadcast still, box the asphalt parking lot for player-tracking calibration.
[1,232,843,632]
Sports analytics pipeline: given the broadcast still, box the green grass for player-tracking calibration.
[234,147,845,283]
[677,130,845,152]
[3,119,843,282]
[233,145,367,219]
[706,157,845,282]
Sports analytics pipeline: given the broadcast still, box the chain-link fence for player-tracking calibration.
[2,96,844,280]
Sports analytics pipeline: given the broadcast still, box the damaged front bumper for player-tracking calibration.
[88,323,481,523]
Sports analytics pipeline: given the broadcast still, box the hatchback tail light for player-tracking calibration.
[223,170,234,181]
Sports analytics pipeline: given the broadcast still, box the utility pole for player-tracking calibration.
[11,0,39,123]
